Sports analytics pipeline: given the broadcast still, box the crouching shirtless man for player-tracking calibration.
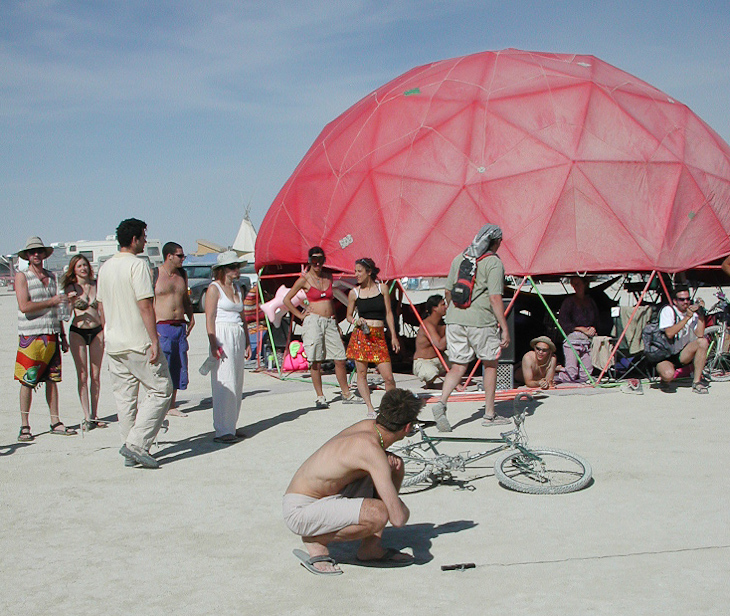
[283,388,424,575]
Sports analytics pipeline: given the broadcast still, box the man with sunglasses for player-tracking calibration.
[655,284,709,393]
[518,336,557,389]
[154,241,195,416]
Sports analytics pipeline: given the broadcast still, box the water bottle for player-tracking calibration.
[57,289,71,322]
[199,355,218,376]
[360,320,370,335]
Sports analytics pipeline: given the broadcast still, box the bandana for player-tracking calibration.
[465,224,502,258]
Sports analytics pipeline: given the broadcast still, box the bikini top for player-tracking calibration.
[305,277,334,302]
[66,283,99,311]
[355,284,386,321]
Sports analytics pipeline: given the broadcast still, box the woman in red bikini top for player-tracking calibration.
[284,247,360,407]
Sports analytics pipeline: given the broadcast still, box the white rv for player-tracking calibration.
[65,236,164,272]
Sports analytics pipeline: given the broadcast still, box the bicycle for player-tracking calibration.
[390,393,592,495]
[703,290,730,381]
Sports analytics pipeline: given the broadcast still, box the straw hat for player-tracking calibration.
[212,250,248,270]
[530,336,556,353]
[18,236,54,261]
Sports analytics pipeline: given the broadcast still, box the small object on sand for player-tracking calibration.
[620,378,644,395]
[441,562,476,571]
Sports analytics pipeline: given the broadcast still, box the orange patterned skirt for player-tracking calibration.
[347,326,391,364]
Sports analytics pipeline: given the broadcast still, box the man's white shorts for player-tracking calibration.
[413,357,447,383]
[282,476,374,537]
[446,323,500,364]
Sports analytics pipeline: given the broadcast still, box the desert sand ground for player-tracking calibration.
[1,288,728,616]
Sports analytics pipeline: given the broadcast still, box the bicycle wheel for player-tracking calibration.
[494,447,592,494]
[399,449,436,488]
[703,326,730,381]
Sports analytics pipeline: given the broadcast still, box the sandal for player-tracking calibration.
[82,419,96,432]
[18,426,34,442]
[90,417,108,428]
[50,422,78,436]
[692,382,709,394]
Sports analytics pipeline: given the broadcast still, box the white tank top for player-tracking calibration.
[212,281,243,324]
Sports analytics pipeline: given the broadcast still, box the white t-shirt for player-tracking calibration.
[659,305,698,352]
[97,252,154,355]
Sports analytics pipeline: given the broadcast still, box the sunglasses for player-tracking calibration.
[535,346,551,352]
[174,253,185,259]
[675,296,691,302]
[309,256,325,265]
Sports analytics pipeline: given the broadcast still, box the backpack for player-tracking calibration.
[451,252,495,309]
[641,306,678,363]
[283,341,309,372]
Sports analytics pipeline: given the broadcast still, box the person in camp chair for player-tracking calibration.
[654,284,708,393]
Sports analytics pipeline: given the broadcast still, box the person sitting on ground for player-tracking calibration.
[412,294,448,388]
[516,336,557,389]
[555,276,599,384]
[283,388,423,575]
[655,284,708,393]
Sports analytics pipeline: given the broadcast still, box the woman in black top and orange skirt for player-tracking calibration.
[346,257,400,418]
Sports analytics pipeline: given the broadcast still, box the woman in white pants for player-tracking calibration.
[205,251,251,442]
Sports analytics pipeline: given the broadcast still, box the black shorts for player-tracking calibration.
[661,352,685,369]
[69,324,103,346]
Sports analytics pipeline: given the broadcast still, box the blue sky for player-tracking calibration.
[2,0,729,255]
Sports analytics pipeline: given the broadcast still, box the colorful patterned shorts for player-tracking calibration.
[14,334,62,387]
[346,326,391,365]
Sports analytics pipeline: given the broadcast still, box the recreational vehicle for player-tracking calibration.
[65,237,164,272]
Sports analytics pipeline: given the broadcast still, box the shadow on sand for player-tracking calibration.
[450,396,543,430]
[154,401,322,464]
[329,520,478,566]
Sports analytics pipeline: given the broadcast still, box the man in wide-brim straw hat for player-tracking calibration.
[14,236,77,442]
[516,336,558,390]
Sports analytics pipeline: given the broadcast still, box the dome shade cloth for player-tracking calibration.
[256,49,730,278]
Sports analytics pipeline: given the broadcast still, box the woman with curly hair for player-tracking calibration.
[346,258,400,418]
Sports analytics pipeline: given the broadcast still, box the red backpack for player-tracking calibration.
[450,252,496,309]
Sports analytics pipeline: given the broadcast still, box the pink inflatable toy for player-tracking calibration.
[261,285,306,328]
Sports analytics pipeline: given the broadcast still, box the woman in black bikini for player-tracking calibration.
[284,247,361,408]
[346,257,400,418]
[62,255,107,430]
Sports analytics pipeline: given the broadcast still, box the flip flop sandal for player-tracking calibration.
[692,382,709,394]
[355,548,415,568]
[90,418,108,428]
[18,426,34,442]
[293,549,343,576]
[50,422,78,436]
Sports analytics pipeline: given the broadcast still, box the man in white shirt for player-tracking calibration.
[655,285,709,393]
[97,218,173,468]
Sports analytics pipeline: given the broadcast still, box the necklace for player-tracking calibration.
[308,273,327,298]
[374,425,385,450]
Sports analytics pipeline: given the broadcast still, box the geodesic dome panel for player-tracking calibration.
[256,49,730,277]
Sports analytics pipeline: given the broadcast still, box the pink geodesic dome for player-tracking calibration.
[256,48,730,278]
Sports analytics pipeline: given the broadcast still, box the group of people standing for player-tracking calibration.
[13,219,253,465]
